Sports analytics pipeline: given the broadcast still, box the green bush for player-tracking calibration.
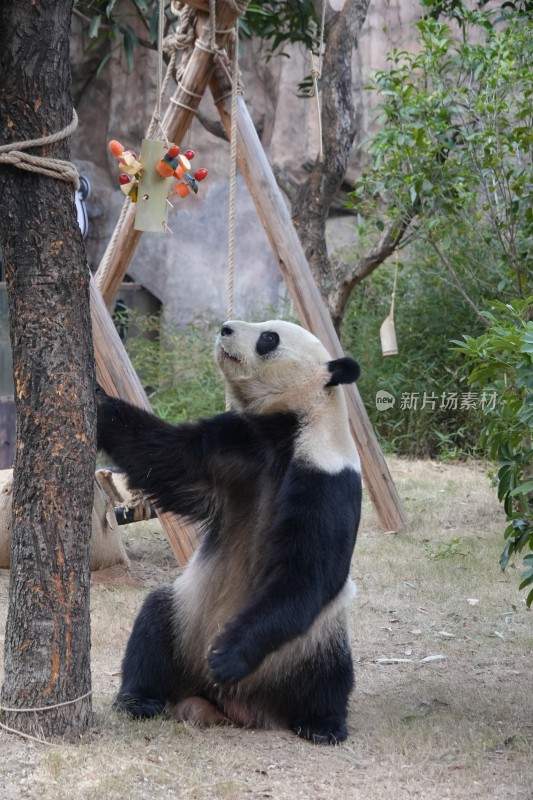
[340,243,491,459]
[453,297,533,607]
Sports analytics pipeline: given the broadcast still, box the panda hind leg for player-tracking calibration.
[167,697,231,727]
[114,585,181,719]
[290,633,354,745]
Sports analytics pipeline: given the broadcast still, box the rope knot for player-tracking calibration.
[0,111,80,189]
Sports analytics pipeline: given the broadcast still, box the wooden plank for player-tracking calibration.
[134,139,174,233]
[90,277,199,564]
[94,3,241,307]
[211,83,408,533]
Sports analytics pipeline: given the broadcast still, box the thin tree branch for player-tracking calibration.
[328,210,415,328]
[196,110,229,141]
[426,232,490,326]
[271,165,299,204]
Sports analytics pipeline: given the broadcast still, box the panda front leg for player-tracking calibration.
[115,585,182,718]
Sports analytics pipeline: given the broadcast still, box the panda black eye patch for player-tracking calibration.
[256,331,280,356]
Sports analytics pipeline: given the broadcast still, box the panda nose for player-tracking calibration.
[220,325,233,337]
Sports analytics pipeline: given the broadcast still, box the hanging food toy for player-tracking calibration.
[174,168,209,199]
[108,138,208,233]
[118,173,139,203]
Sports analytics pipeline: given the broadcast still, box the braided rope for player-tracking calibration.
[0,111,80,189]
[227,25,239,322]
[94,197,131,292]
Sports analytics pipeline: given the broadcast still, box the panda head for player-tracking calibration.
[215,320,359,415]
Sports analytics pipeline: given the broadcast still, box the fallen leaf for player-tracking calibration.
[466,598,479,606]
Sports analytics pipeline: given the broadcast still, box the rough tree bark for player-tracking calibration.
[0,0,95,739]
[289,0,371,317]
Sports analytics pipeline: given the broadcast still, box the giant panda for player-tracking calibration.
[96,319,362,744]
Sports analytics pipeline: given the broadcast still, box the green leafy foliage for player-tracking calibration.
[427,536,468,560]
[346,9,533,604]
[75,0,319,74]
[340,241,488,459]
[75,0,147,73]
[351,13,533,298]
[239,1,318,55]
[453,298,533,606]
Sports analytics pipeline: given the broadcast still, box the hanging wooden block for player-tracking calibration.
[380,315,398,357]
[134,139,174,233]
[108,139,209,236]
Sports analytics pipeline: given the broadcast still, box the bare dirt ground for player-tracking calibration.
[1,458,532,800]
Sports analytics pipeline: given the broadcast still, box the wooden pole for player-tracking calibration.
[211,78,408,533]
[94,2,241,307]
[91,277,199,564]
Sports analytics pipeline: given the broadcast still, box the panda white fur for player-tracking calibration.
[96,319,362,744]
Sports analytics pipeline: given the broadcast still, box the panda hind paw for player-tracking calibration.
[294,719,348,745]
[113,692,166,719]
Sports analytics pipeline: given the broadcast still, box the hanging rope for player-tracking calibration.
[226,25,240,322]
[147,0,171,146]
[390,255,399,320]
[0,111,80,189]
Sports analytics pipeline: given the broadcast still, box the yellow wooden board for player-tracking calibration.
[134,139,174,233]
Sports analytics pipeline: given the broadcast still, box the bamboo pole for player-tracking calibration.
[211,79,408,533]
[94,2,241,307]
[91,277,199,564]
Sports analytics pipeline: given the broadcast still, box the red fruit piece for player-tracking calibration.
[194,168,208,182]
[168,145,180,158]
[118,173,131,185]
[184,149,195,160]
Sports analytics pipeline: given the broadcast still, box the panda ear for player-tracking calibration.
[325,357,360,387]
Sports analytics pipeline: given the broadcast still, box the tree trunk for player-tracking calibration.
[291,0,371,313]
[0,0,94,740]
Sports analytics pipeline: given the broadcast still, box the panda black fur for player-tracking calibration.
[96,319,362,744]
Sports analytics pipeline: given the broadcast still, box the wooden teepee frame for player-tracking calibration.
[92,0,408,566]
